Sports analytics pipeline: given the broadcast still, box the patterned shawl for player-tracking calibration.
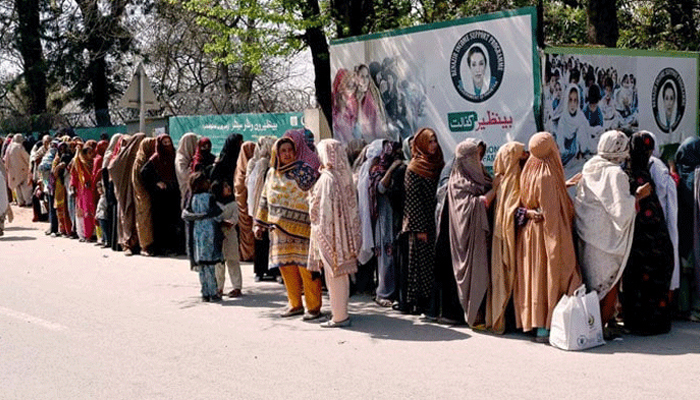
[308,139,362,276]
[254,138,312,239]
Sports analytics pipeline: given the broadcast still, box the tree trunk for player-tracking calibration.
[15,0,47,116]
[587,0,618,47]
[302,0,332,125]
[90,54,112,126]
[668,0,698,50]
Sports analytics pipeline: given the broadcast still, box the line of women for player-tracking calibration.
[4,126,699,336]
[346,127,699,340]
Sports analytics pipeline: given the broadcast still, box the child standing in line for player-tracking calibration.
[95,180,109,247]
[182,172,224,302]
[211,180,242,298]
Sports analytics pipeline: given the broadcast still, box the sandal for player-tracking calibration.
[374,298,393,307]
[228,289,242,298]
[321,318,351,328]
[280,307,304,318]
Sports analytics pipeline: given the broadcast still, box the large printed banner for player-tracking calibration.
[544,47,699,175]
[329,7,540,163]
[169,112,304,155]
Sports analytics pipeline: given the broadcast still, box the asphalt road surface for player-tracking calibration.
[1,206,699,399]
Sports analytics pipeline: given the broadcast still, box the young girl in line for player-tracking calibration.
[182,172,225,302]
[211,180,242,298]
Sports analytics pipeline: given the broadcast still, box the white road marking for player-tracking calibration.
[0,306,67,332]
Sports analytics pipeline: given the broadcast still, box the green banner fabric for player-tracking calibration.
[169,113,304,155]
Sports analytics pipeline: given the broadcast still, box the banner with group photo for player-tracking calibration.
[168,112,304,155]
[329,7,540,163]
[543,47,699,175]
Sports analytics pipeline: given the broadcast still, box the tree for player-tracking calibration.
[14,0,47,116]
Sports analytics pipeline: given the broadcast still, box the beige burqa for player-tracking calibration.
[514,132,581,331]
[175,132,198,207]
[486,141,525,334]
[234,141,256,261]
[447,138,492,327]
[131,137,156,251]
[108,133,146,251]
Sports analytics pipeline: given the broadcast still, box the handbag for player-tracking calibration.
[549,284,605,351]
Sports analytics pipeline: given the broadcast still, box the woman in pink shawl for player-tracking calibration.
[70,141,97,241]
[283,128,321,186]
[355,64,388,141]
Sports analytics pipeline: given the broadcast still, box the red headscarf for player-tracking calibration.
[149,134,177,183]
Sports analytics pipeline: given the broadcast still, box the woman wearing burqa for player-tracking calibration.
[233,141,256,261]
[108,133,146,255]
[514,132,581,342]
[447,139,500,328]
[141,134,182,256]
[623,131,674,335]
[402,128,444,314]
[486,142,527,334]
[191,137,216,176]
[131,137,156,255]
[175,132,199,208]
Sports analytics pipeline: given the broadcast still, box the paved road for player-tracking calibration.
[1,206,699,400]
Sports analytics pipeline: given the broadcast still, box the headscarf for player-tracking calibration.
[234,141,257,260]
[211,133,244,184]
[284,128,321,172]
[487,141,525,333]
[308,139,362,276]
[132,137,157,250]
[356,139,385,264]
[675,136,700,300]
[368,141,402,221]
[102,134,123,170]
[574,130,636,298]
[149,134,177,183]
[175,132,199,204]
[72,144,94,188]
[254,137,312,239]
[191,137,215,173]
[447,138,492,326]
[407,128,444,180]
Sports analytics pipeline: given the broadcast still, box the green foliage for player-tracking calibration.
[543,1,588,46]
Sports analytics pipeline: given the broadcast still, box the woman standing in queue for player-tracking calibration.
[623,131,674,335]
[141,134,182,256]
[514,132,582,343]
[575,131,645,334]
[447,138,500,328]
[402,128,444,315]
[254,137,323,320]
[308,139,362,327]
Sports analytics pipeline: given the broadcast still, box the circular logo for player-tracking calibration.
[652,68,686,133]
[450,30,505,103]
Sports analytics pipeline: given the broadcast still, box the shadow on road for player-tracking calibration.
[586,321,700,356]
[4,226,40,232]
[0,236,37,241]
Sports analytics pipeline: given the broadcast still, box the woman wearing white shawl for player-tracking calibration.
[175,132,199,208]
[3,134,32,206]
[356,139,385,264]
[575,130,643,325]
[308,139,361,327]
[644,131,680,291]
[555,85,591,170]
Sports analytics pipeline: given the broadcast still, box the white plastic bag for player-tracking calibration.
[549,284,605,351]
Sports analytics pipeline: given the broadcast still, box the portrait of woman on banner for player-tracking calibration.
[657,80,679,134]
[460,43,497,99]
[354,64,389,142]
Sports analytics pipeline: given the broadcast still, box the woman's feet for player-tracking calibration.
[280,307,304,318]
[227,289,242,298]
[375,297,393,307]
[320,318,351,328]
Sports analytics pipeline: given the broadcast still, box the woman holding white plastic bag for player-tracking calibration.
[308,139,362,327]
